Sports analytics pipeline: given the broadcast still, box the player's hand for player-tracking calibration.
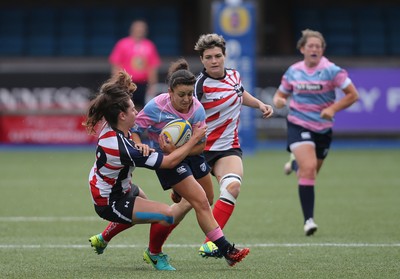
[158,133,176,154]
[191,123,207,141]
[135,143,154,156]
[260,103,274,118]
[273,96,287,109]
[321,107,335,120]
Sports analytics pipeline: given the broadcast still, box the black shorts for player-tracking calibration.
[203,148,243,169]
[94,185,140,224]
[156,154,211,190]
[286,121,332,159]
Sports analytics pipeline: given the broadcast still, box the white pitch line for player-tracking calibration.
[0,216,98,222]
[0,243,399,249]
[1,217,399,249]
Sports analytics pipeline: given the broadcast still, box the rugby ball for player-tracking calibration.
[161,119,192,147]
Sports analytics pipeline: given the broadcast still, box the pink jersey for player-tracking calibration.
[131,93,206,151]
[109,37,160,83]
[194,68,244,151]
[279,56,351,133]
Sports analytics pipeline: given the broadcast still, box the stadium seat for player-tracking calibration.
[387,7,400,55]
[0,35,25,56]
[87,8,117,56]
[26,8,57,56]
[149,7,181,56]
[355,7,387,56]
[57,8,87,56]
[292,8,324,37]
[58,36,87,56]
[322,8,355,56]
[0,8,26,56]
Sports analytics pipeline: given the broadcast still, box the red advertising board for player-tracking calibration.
[0,114,96,144]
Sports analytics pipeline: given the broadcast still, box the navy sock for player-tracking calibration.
[298,185,315,222]
[213,236,231,256]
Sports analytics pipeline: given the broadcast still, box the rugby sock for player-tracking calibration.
[204,199,235,243]
[148,223,177,254]
[298,179,315,222]
[207,226,230,256]
[101,222,132,242]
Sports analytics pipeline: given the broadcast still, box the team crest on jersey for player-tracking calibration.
[233,84,243,96]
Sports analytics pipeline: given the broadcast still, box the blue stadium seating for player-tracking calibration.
[292,8,323,37]
[323,9,355,56]
[87,8,117,56]
[0,5,399,57]
[355,7,386,56]
[26,8,57,56]
[0,8,26,55]
[387,8,400,55]
[57,8,87,56]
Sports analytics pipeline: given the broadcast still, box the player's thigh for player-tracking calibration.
[292,143,317,170]
[173,176,208,208]
[212,155,243,182]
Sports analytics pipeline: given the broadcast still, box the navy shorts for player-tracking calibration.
[94,185,140,224]
[156,154,211,190]
[203,148,243,169]
[287,121,332,160]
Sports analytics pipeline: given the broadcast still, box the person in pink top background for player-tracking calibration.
[109,19,161,111]
[273,29,359,236]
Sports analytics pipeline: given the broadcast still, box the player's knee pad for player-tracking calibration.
[219,173,242,204]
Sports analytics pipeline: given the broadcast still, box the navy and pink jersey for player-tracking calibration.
[88,124,163,206]
[279,56,352,133]
[194,68,244,151]
[131,93,206,151]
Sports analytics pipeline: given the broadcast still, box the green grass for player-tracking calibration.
[1,148,399,278]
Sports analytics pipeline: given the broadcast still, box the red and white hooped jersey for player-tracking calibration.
[195,68,244,151]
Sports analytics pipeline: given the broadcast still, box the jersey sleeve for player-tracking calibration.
[331,67,352,90]
[131,99,157,134]
[278,68,294,95]
[119,134,163,170]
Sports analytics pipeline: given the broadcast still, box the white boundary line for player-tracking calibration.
[0,243,399,249]
[0,216,98,222]
[1,217,399,249]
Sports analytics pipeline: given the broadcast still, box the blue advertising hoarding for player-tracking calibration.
[213,0,256,152]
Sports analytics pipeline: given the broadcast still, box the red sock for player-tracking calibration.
[204,199,235,242]
[101,222,133,242]
[148,223,178,254]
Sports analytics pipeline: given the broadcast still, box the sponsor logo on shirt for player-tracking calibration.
[296,84,323,91]
[165,114,175,119]
[234,84,243,96]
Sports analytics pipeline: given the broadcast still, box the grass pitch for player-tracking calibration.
[0,147,399,278]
